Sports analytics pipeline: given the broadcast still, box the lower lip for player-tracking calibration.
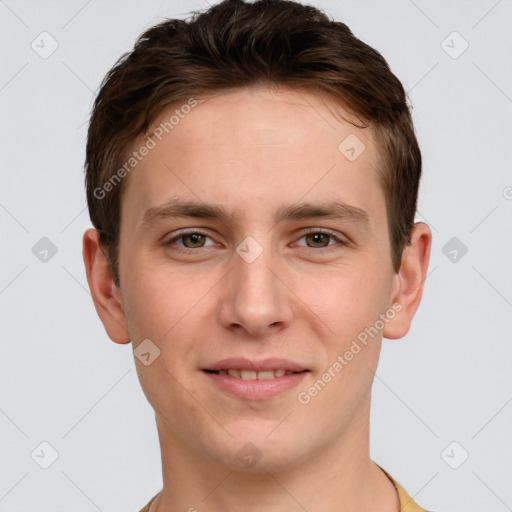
[203,371,309,400]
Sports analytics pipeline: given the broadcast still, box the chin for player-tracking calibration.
[205,427,312,473]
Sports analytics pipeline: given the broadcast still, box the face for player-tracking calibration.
[113,86,403,471]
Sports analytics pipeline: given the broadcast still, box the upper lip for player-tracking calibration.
[204,357,308,372]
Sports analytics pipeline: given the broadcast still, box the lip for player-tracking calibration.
[202,357,309,401]
[203,370,308,400]
[204,357,307,373]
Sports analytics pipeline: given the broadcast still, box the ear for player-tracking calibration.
[82,228,130,344]
[383,222,432,339]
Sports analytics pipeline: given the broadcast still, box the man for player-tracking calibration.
[82,0,433,510]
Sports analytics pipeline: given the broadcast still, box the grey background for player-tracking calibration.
[1,0,511,511]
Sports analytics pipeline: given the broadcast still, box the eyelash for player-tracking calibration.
[164,228,348,253]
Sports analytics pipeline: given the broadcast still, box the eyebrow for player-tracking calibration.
[141,198,370,229]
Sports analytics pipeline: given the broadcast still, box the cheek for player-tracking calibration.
[121,259,224,383]
[300,261,390,338]
[297,271,387,411]
[120,249,203,338]
[123,266,207,408]
[303,265,391,398]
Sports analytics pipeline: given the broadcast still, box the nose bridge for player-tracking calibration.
[237,246,277,304]
[218,234,293,335]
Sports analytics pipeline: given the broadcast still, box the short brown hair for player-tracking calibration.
[85,0,421,286]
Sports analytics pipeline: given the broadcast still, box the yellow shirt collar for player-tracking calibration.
[380,467,430,512]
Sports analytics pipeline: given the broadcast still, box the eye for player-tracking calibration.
[164,230,216,250]
[163,228,348,253]
[295,229,347,250]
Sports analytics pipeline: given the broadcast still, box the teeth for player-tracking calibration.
[257,370,275,380]
[219,369,296,380]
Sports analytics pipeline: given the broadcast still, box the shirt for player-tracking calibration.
[138,471,430,512]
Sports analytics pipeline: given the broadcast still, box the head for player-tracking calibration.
[83,0,431,472]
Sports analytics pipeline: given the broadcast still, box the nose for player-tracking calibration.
[217,242,294,338]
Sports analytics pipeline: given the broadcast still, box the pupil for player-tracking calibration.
[309,233,327,247]
[185,233,204,247]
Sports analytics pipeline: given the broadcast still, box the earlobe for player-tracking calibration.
[383,222,432,340]
[82,228,130,344]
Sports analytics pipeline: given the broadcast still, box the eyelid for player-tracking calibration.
[163,227,349,252]
[163,228,215,246]
[293,227,349,248]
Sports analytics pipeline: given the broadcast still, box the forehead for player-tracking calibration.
[121,86,385,227]
[152,86,375,162]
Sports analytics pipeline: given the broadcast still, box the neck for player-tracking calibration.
[150,405,399,512]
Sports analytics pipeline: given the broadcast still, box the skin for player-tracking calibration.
[83,86,431,511]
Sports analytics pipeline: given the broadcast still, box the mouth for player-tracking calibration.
[203,368,306,380]
[202,358,310,400]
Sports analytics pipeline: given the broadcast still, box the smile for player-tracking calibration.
[206,369,300,379]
